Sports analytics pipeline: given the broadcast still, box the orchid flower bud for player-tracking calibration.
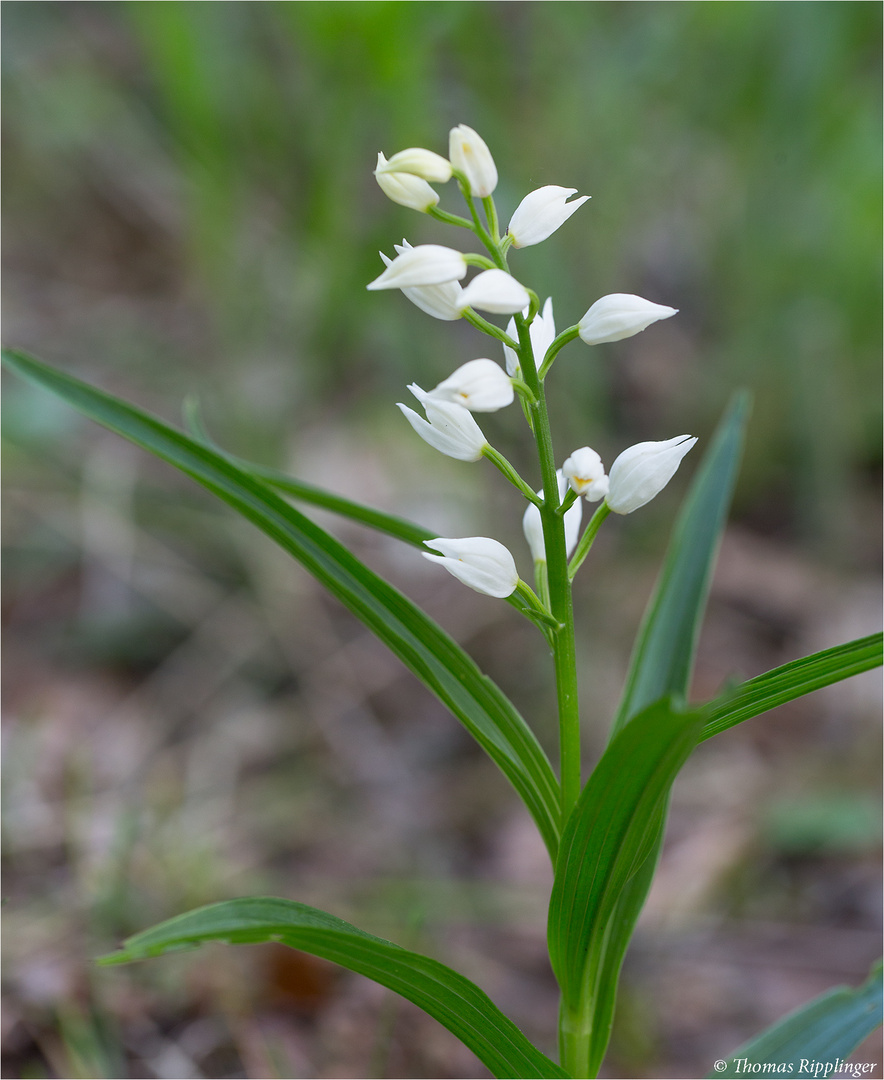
[562,447,609,503]
[422,536,519,598]
[503,297,555,376]
[606,435,697,514]
[380,243,464,320]
[457,269,531,316]
[375,148,453,183]
[507,186,590,248]
[522,472,583,563]
[428,359,514,413]
[577,293,678,346]
[449,124,498,197]
[368,245,467,291]
[397,387,488,461]
[374,153,440,212]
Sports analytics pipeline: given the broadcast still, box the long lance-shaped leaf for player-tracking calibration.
[573,395,749,1075]
[98,897,569,1080]
[2,349,562,857]
[548,697,704,1076]
[610,390,750,737]
[701,633,883,741]
[709,960,882,1078]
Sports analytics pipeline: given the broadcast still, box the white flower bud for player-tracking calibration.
[507,186,590,248]
[578,293,678,346]
[562,447,609,503]
[606,435,697,514]
[449,124,498,197]
[503,297,555,376]
[375,148,453,183]
[422,536,519,598]
[397,388,488,461]
[428,359,514,413]
[374,153,440,212]
[522,472,582,563]
[368,244,467,291]
[457,269,531,316]
[379,243,464,320]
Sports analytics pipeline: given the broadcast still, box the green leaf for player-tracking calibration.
[2,349,562,858]
[701,633,883,741]
[709,960,882,1078]
[611,391,750,737]
[548,698,704,1076]
[182,397,554,635]
[98,897,569,1080]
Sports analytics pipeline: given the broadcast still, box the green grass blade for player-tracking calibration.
[98,897,569,1080]
[701,633,883,741]
[709,960,882,1078]
[2,349,562,857]
[611,392,750,737]
[548,697,704,1072]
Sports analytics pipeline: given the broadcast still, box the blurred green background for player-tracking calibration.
[3,3,881,1078]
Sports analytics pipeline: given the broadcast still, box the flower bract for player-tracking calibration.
[448,124,498,197]
[374,153,440,212]
[578,293,678,345]
[507,186,590,248]
[428,358,514,412]
[368,245,467,291]
[375,148,452,183]
[457,269,530,315]
[397,388,488,461]
[606,435,697,514]
[422,536,519,598]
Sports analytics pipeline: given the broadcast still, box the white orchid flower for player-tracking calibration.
[449,124,498,197]
[503,297,556,376]
[522,471,583,563]
[457,269,530,316]
[375,148,452,183]
[606,435,697,514]
[378,242,464,320]
[374,153,440,212]
[507,186,590,248]
[562,447,609,503]
[428,359,514,412]
[578,293,678,345]
[397,386,488,461]
[422,536,519,598]
[368,245,467,291]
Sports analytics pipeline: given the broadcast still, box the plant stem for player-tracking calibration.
[569,502,611,580]
[514,313,582,822]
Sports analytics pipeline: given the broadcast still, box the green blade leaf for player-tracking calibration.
[611,392,750,737]
[548,697,704,1073]
[709,960,882,1078]
[183,398,553,634]
[98,897,569,1080]
[2,349,562,858]
[701,633,883,741]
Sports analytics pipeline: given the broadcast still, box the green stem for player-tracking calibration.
[427,205,475,230]
[482,445,543,506]
[569,502,611,580]
[515,580,560,631]
[514,313,581,822]
[538,325,581,380]
[461,309,518,348]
